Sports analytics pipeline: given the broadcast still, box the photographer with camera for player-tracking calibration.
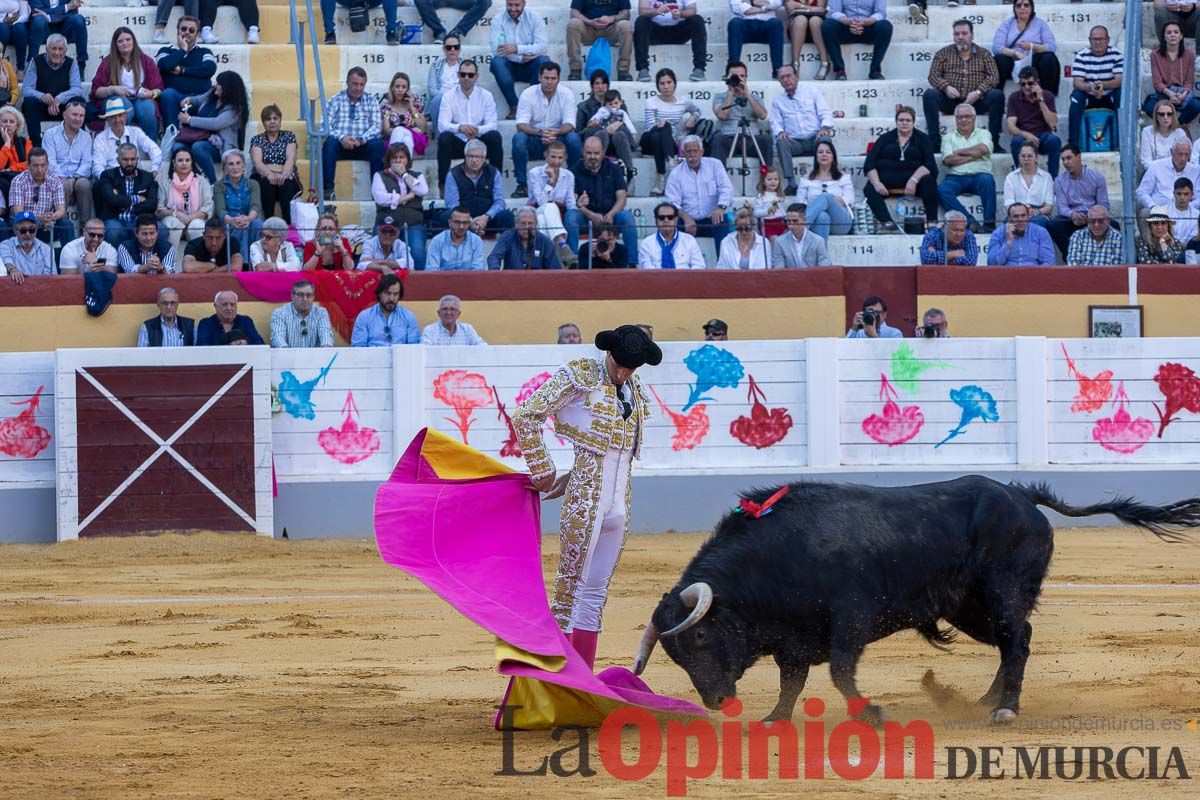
[712,61,772,168]
[578,221,630,268]
[846,294,902,339]
[915,307,949,339]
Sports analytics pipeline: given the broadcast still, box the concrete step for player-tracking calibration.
[314,2,1124,49]
[79,6,291,46]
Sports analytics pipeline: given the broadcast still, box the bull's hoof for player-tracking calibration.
[855,703,890,728]
[762,711,793,723]
[989,708,1018,725]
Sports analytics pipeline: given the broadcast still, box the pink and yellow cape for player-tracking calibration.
[374,428,706,729]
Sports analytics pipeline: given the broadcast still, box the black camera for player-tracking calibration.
[725,74,742,88]
[862,310,877,328]
[595,239,611,255]
[923,324,938,339]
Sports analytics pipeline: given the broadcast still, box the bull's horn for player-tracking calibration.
[661,582,713,637]
[632,622,659,675]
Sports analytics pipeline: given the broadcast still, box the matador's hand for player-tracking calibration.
[542,473,570,500]
[531,472,557,493]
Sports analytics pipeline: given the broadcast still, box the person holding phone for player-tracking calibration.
[59,217,119,273]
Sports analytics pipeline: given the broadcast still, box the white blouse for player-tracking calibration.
[527,164,577,211]
[1002,168,1054,211]
[249,240,301,271]
[1141,126,1190,171]
[795,173,855,208]
[716,233,772,269]
[753,191,785,221]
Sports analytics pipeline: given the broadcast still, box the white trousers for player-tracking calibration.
[389,126,415,152]
[558,447,633,633]
[535,202,567,244]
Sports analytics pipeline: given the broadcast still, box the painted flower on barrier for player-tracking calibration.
[1061,342,1113,413]
[0,385,52,459]
[278,355,337,420]
[1152,361,1200,439]
[890,343,955,394]
[729,375,793,449]
[682,345,744,411]
[861,374,924,447]
[650,386,709,451]
[1092,383,1155,455]
[936,385,999,448]
[318,391,381,465]
[433,369,493,445]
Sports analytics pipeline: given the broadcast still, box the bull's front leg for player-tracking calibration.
[763,653,809,722]
[829,628,888,728]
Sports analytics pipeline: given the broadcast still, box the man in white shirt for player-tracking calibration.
[511,61,581,199]
[1137,141,1200,236]
[435,59,504,189]
[635,0,706,82]
[421,294,488,346]
[769,64,834,194]
[1169,177,1199,247]
[489,0,550,118]
[92,97,162,179]
[58,217,118,274]
[638,201,706,268]
[664,135,734,252]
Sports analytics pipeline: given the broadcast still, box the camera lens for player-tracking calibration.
[923,324,937,339]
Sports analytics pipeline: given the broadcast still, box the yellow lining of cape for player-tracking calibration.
[421,428,517,479]
[495,639,568,672]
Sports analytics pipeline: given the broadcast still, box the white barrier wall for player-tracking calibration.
[2,339,1198,494]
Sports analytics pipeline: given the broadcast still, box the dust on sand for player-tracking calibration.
[1,529,1198,799]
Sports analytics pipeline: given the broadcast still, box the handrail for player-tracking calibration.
[289,0,331,217]
[1119,0,1141,266]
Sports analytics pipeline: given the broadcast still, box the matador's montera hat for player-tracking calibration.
[595,325,663,370]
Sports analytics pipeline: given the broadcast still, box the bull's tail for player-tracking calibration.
[1017,482,1200,543]
[917,621,957,652]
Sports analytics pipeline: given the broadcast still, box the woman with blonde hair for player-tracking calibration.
[1141,98,1191,170]
[381,71,429,156]
[717,207,772,268]
[0,104,31,197]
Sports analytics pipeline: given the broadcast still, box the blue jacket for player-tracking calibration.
[486,230,561,270]
[196,314,265,346]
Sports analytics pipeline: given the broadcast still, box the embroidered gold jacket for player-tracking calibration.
[513,358,652,480]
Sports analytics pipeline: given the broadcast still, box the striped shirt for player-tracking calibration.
[420,320,487,346]
[642,96,701,138]
[1066,226,1123,266]
[1071,46,1123,84]
[118,241,178,274]
[9,172,65,218]
[269,303,334,348]
[137,317,186,348]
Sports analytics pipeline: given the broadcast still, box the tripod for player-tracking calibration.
[726,113,768,198]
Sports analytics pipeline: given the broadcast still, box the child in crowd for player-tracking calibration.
[586,89,638,183]
[753,167,787,239]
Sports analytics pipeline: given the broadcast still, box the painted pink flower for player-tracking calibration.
[1061,342,1114,414]
[318,392,381,465]
[0,386,52,459]
[433,370,493,444]
[1092,383,1155,454]
[861,374,924,447]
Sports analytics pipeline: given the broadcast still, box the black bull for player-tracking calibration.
[633,476,1200,724]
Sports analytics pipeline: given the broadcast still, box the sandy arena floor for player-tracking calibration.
[1,528,1199,799]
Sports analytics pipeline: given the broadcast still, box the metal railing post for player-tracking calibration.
[1120,0,1142,265]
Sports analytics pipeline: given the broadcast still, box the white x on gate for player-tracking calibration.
[75,364,256,535]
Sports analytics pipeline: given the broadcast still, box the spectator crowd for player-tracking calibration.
[0,0,1185,288]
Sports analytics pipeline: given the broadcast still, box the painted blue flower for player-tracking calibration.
[936,385,999,448]
[682,345,744,411]
[278,355,337,420]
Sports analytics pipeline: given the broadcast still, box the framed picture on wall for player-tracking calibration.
[1088,305,1144,339]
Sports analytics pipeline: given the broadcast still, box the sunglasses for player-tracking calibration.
[444,43,460,50]
[459,71,476,78]
[383,325,392,343]
[85,231,105,238]
[178,26,197,33]
[1158,111,1176,117]
[657,214,676,221]
[16,227,36,234]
